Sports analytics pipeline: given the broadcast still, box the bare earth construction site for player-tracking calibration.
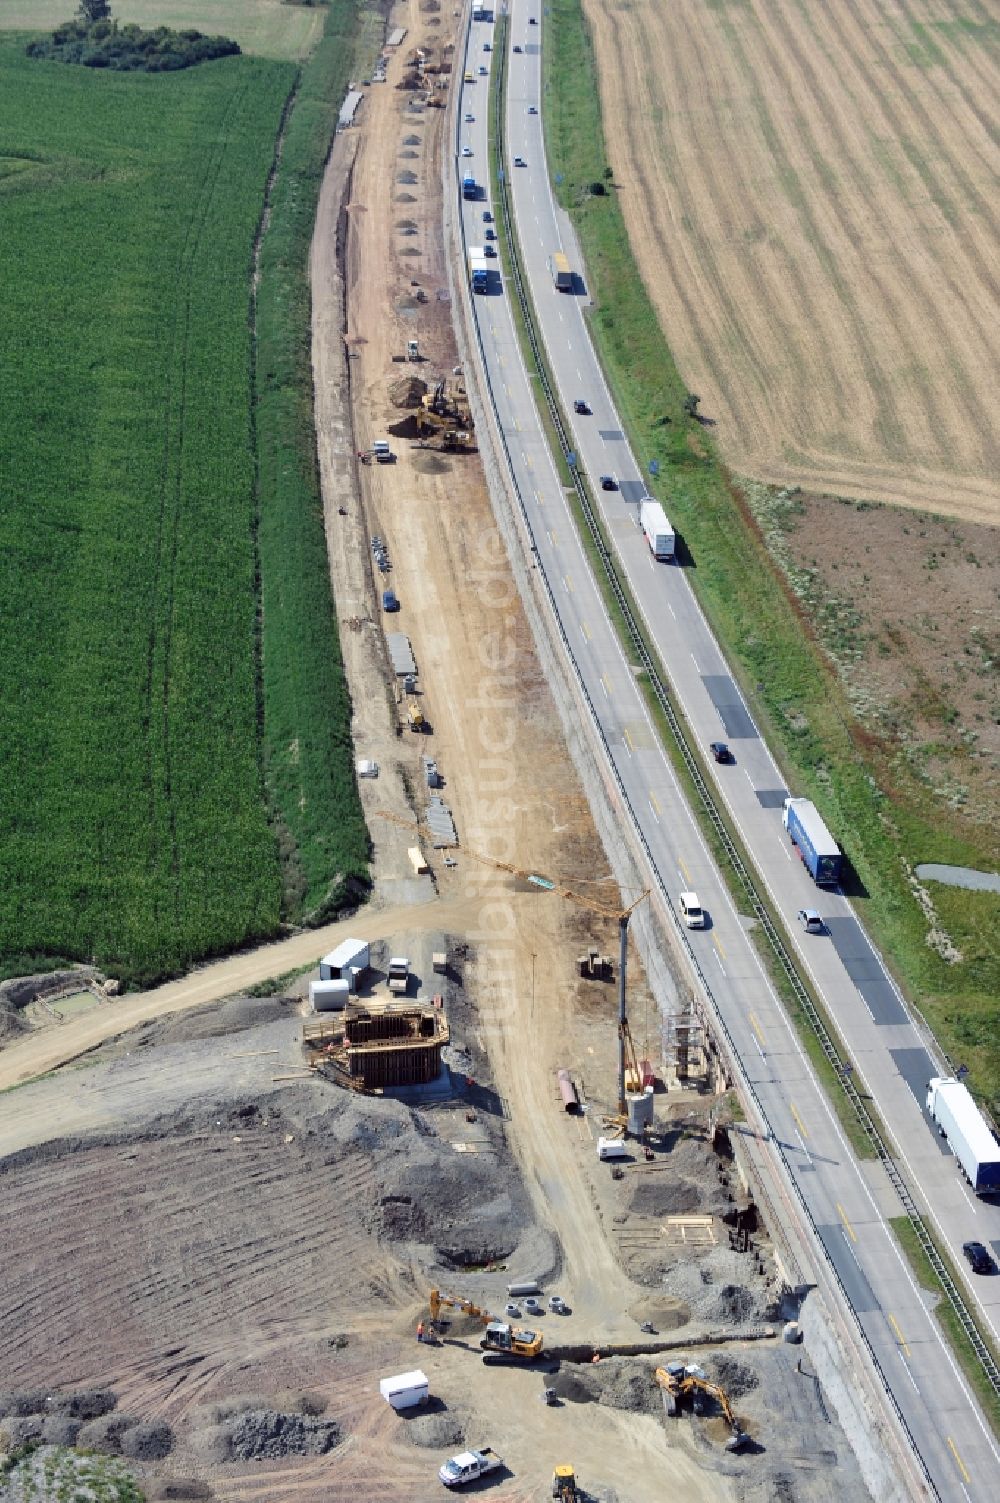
[0,4,890,1501]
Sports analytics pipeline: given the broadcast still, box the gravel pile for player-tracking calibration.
[206,1408,343,1463]
[121,1421,174,1460]
[658,1245,776,1328]
[76,1412,138,1454]
[710,1353,760,1400]
[592,1360,662,1417]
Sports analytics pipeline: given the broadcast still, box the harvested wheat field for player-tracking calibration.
[585,0,1000,524]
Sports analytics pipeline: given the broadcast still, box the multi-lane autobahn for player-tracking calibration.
[452,5,999,1499]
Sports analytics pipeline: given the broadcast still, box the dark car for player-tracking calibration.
[599,474,617,490]
[963,1241,995,1275]
[484,244,496,257]
[513,44,522,53]
[485,227,496,240]
[529,15,537,22]
[483,210,493,222]
[709,741,732,763]
[382,589,400,612]
[574,399,590,415]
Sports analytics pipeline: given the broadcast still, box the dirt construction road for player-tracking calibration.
[0,894,481,1091]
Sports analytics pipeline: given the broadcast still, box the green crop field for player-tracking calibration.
[0,1,324,61]
[0,34,354,987]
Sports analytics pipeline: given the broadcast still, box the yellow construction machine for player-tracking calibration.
[407,703,425,732]
[551,1466,579,1501]
[654,1366,748,1451]
[427,1288,544,1364]
[416,378,474,448]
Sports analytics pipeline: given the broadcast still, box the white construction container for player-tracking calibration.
[597,1137,629,1161]
[408,846,430,875]
[320,938,370,983]
[310,978,350,1012]
[379,1369,429,1411]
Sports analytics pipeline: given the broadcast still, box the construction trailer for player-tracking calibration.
[319,937,370,986]
[304,1000,450,1091]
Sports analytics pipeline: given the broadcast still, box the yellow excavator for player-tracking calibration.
[427,1288,544,1364]
[654,1366,748,1452]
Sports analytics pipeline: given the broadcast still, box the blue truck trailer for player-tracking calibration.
[782,797,842,886]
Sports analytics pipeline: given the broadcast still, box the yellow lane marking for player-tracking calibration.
[623,728,634,754]
[887,1314,911,1357]
[836,1203,857,1243]
[947,1437,970,1484]
[678,857,691,884]
[563,574,573,593]
[581,621,592,642]
[712,933,726,960]
[649,791,661,817]
[789,1101,809,1140]
[748,1012,765,1045]
[600,673,612,697]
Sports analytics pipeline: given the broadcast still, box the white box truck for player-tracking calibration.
[639,499,675,561]
[926,1077,1000,1193]
[379,1369,429,1411]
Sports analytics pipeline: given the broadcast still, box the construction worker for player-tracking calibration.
[416,1321,425,1343]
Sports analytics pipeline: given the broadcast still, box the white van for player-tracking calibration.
[597,1137,629,1161]
[679,891,705,928]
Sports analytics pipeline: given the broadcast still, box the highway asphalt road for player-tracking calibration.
[454,6,1000,1499]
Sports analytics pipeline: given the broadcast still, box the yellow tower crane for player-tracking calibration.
[375,811,649,1116]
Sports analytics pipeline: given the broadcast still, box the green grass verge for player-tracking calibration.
[254,0,377,925]
[0,38,291,987]
[542,0,999,1114]
[891,1216,1000,1432]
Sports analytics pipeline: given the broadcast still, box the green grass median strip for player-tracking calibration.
[891,1216,1000,1431]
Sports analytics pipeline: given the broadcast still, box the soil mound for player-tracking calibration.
[201,1408,343,1463]
[401,1410,465,1449]
[121,1421,174,1460]
[389,375,427,408]
[711,1353,759,1399]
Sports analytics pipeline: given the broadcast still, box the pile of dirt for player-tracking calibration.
[201,1408,342,1463]
[121,1422,174,1460]
[77,1412,140,1454]
[710,1353,760,1399]
[548,1359,661,1417]
[389,375,427,408]
[395,192,417,202]
[403,134,421,146]
[400,1408,465,1449]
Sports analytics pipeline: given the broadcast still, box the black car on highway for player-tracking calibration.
[963,1241,996,1275]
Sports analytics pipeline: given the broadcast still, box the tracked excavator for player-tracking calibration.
[427,1288,544,1364]
[415,378,474,449]
[654,1366,749,1451]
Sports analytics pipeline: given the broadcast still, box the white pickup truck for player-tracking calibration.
[438,1447,503,1488]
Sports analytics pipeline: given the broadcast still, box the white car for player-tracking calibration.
[679,892,705,929]
[462,145,473,158]
[513,155,526,167]
[464,112,474,123]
